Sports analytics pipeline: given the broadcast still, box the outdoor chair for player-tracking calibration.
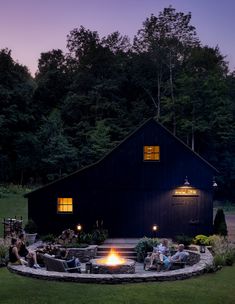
[170,252,189,270]
[144,252,163,271]
[144,251,189,271]
[43,253,81,273]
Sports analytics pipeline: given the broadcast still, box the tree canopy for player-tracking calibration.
[0,6,234,199]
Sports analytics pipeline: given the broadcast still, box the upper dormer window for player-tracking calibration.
[143,146,160,161]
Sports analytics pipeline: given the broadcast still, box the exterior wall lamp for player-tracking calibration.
[76,224,82,242]
[213,178,218,188]
[76,224,82,232]
[174,177,198,196]
[184,176,190,186]
[152,224,158,238]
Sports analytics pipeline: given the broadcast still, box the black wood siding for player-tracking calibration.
[27,119,216,237]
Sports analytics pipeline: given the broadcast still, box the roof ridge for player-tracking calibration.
[25,117,218,197]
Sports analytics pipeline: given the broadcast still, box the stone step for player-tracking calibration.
[97,243,137,260]
[96,250,136,257]
[98,246,136,251]
[104,238,140,245]
[95,255,136,260]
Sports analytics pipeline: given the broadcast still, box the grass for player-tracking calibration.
[213,200,235,214]
[0,186,28,237]
[0,266,234,304]
[0,187,234,303]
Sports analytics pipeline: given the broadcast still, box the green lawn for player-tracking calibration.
[0,188,235,303]
[0,266,235,304]
[0,188,28,237]
[213,200,235,215]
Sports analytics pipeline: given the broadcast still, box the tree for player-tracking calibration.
[37,111,78,181]
[0,48,36,183]
[33,49,69,115]
[213,209,228,236]
[168,46,231,150]
[101,31,131,54]
[81,120,113,165]
[133,6,199,132]
[67,26,100,62]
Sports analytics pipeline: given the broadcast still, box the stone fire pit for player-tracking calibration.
[90,258,135,274]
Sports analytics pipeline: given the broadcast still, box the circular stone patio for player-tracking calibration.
[7,248,213,284]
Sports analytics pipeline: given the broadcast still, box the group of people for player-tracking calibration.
[9,234,40,269]
[149,239,189,271]
[9,236,81,270]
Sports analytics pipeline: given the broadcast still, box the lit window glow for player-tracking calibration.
[174,187,197,196]
[57,198,73,213]
[144,146,160,161]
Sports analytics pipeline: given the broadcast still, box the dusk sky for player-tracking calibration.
[1,0,235,76]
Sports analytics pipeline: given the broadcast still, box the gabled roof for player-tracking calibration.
[25,118,218,197]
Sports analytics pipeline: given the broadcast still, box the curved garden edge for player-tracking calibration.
[7,248,214,284]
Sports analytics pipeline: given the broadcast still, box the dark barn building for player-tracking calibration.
[25,119,217,238]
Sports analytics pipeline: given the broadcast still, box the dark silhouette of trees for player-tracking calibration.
[0,6,234,200]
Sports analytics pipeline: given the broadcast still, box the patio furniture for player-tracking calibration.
[144,252,163,271]
[43,254,81,273]
[144,251,189,271]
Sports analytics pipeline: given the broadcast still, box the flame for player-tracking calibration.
[98,249,125,266]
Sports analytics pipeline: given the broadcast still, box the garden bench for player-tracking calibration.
[43,254,81,273]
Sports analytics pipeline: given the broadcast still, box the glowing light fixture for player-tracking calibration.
[152,224,158,238]
[76,224,82,232]
[174,177,198,196]
[152,224,158,231]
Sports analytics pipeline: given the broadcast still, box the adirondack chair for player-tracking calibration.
[43,254,81,273]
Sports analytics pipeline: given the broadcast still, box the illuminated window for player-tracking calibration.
[144,146,160,161]
[57,198,73,213]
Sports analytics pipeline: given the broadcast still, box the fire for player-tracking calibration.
[98,249,125,266]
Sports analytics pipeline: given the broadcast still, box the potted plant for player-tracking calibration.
[24,219,37,245]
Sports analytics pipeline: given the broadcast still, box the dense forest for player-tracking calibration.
[0,7,234,199]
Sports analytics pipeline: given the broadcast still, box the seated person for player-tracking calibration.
[18,233,40,269]
[149,239,169,268]
[164,244,189,270]
[59,249,81,268]
[9,238,28,265]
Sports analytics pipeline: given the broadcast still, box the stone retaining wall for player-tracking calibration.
[65,245,98,262]
[7,248,214,284]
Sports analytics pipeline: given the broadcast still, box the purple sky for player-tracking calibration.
[1,0,235,75]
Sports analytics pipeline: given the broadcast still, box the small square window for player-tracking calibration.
[144,146,160,161]
[57,198,73,213]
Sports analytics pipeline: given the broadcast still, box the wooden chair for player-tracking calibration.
[43,254,81,273]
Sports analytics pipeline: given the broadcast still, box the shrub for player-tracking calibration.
[207,235,221,247]
[40,234,56,243]
[225,251,235,266]
[135,237,159,262]
[211,235,235,267]
[24,219,37,233]
[213,254,226,267]
[79,232,93,244]
[0,244,9,267]
[56,229,77,245]
[175,234,192,246]
[193,235,210,245]
[213,208,228,236]
[91,228,108,245]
